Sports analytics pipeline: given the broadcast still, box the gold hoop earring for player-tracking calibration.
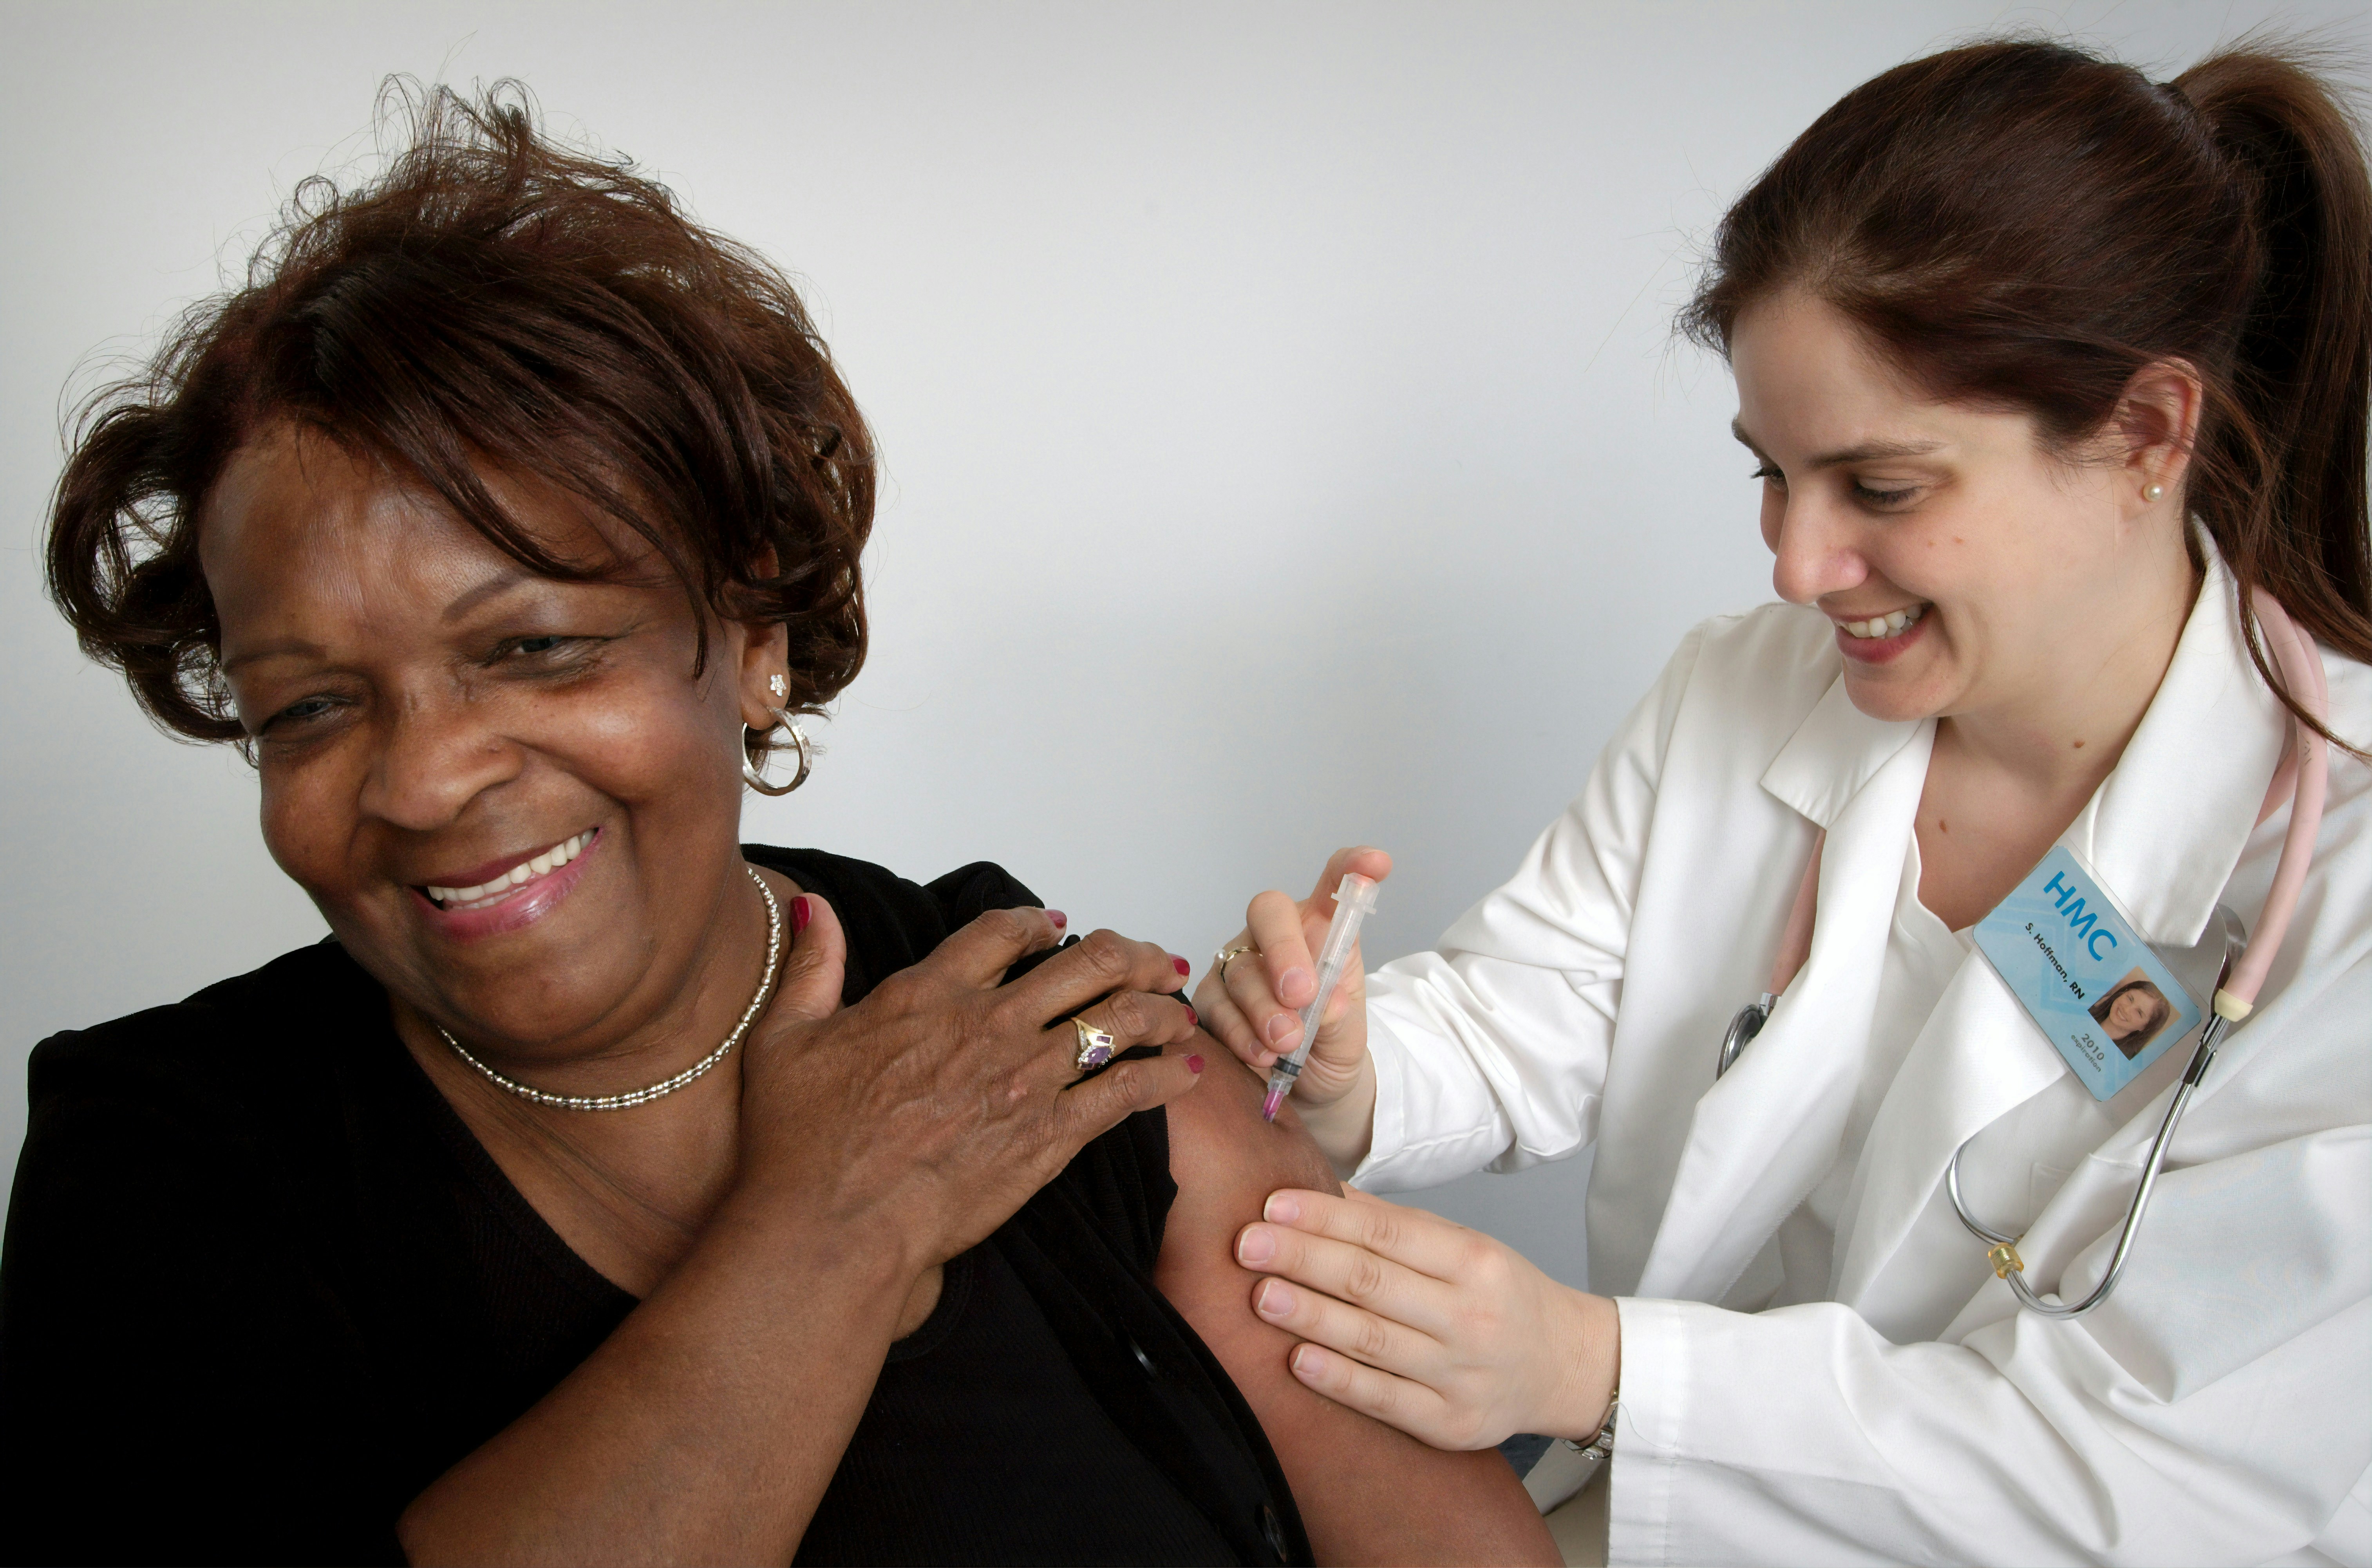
[742,706,813,796]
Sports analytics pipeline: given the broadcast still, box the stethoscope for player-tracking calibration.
[1716,592,2332,1319]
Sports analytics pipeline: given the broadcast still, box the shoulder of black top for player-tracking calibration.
[26,939,375,1113]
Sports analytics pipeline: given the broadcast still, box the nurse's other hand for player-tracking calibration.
[1195,846,1392,1105]
[1234,1187,1619,1453]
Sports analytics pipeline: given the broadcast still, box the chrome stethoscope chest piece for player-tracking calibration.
[1716,993,1775,1080]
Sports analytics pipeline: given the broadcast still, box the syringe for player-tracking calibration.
[1261,873,1382,1122]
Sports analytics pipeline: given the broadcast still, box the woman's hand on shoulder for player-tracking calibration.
[737,892,1208,1274]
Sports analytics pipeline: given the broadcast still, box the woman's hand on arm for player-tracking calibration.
[1195,846,1392,1171]
[1235,1187,1619,1454]
[1159,1053,1560,1566]
[400,896,1207,1566]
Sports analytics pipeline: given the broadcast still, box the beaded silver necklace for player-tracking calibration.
[435,863,785,1111]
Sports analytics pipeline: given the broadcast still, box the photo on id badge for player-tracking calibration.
[1971,846,2202,1101]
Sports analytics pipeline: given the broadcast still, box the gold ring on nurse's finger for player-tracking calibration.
[1071,1017,1118,1072]
[1214,944,1257,985]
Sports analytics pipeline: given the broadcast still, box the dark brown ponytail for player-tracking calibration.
[2176,50,2370,712]
[1683,38,2370,752]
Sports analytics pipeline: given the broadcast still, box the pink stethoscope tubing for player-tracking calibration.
[1716,592,2331,1318]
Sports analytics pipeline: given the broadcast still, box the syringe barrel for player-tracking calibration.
[1263,873,1383,1121]
[1292,873,1380,1049]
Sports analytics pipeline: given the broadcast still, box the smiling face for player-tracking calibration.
[1728,289,2182,728]
[203,424,786,1075]
[2105,984,2162,1040]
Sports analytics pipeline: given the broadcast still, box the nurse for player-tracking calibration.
[1199,38,2370,1566]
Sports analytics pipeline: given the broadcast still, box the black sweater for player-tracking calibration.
[0,846,1308,1566]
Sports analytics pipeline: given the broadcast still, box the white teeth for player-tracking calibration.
[422,830,592,910]
[1840,604,1927,639]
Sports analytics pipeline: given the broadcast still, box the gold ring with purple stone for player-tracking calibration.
[1071,1016,1118,1072]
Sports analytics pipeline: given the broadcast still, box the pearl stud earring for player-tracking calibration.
[768,674,787,701]
[2144,483,2166,502]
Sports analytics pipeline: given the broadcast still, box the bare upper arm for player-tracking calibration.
[1156,1051,1558,1567]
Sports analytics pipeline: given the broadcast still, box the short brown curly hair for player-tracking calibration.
[46,80,873,746]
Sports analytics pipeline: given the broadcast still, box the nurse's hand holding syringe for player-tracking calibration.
[1195,846,1392,1172]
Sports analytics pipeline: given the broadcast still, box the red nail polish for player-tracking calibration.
[1186,1054,1205,1074]
[791,896,812,935]
[1173,955,1191,976]
[1184,1004,1200,1028]
[1045,909,1067,928]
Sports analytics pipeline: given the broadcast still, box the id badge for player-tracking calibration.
[1971,846,2202,1102]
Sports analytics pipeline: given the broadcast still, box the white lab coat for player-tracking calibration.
[1358,550,2372,1566]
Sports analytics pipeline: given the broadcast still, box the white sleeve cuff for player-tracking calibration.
[1605,1296,1688,1565]
[1348,1009,1413,1184]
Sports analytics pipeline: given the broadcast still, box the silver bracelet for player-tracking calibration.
[1562,1390,1618,1468]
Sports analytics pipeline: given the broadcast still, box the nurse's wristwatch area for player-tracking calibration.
[1565,1387,1619,1472]
[1514,1386,1621,1516]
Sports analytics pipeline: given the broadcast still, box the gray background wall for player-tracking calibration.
[5,0,2360,1284]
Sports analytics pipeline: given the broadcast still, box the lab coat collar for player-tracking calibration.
[1763,539,2281,942]
[1760,675,1924,829]
[2060,543,2286,948]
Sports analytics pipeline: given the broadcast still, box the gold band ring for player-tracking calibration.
[1213,943,1257,985]
[1072,1016,1118,1072]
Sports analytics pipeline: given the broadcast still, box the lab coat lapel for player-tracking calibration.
[1834,549,2287,1315]
[1633,683,1929,1302]
[2064,548,2285,950]
[1828,957,2064,1314]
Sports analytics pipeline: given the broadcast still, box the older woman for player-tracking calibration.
[0,88,1553,1567]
